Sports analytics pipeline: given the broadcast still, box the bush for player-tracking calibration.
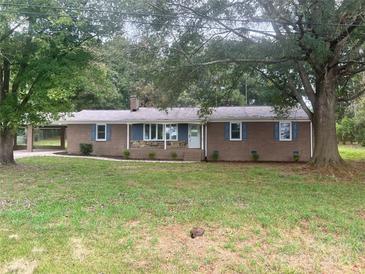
[148,152,156,160]
[293,151,300,162]
[80,143,93,156]
[251,150,259,161]
[170,151,178,160]
[123,149,130,159]
[211,150,219,161]
[336,117,356,144]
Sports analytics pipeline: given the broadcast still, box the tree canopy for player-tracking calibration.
[0,0,123,163]
[120,0,365,166]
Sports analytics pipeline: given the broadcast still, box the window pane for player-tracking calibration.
[190,125,199,137]
[144,124,150,140]
[170,124,177,140]
[166,124,177,140]
[280,123,291,140]
[16,128,27,145]
[97,125,106,140]
[231,123,241,139]
[158,124,163,140]
[151,124,157,140]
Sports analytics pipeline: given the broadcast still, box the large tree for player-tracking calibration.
[126,0,365,167]
[0,0,122,164]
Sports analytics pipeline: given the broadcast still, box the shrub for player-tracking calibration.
[251,150,259,161]
[293,151,300,162]
[148,152,156,160]
[170,151,178,160]
[211,150,219,161]
[80,143,93,156]
[123,149,130,159]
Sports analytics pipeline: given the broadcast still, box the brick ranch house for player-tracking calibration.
[56,96,313,162]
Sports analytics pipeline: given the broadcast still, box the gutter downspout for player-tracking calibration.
[127,123,130,150]
[310,121,313,158]
[201,124,204,151]
[164,124,167,150]
[204,124,208,160]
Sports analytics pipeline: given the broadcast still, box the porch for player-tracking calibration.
[125,123,207,161]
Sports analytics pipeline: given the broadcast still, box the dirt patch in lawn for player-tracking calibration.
[149,224,243,272]
[1,258,37,274]
[70,238,89,261]
[131,224,362,273]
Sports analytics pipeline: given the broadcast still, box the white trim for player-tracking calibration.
[127,123,130,149]
[310,121,313,158]
[279,121,292,141]
[229,122,242,141]
[96,123,107,142]
[58,119,312,125]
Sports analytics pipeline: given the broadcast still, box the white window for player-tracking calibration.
[144,124,164,141]
[279,121,292,141]
[230,122,242,140]
[96,124,107,141]
[166,124,178,141]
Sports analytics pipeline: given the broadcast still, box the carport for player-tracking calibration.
[14,125,66,152]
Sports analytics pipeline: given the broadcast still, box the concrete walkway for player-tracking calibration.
[14,149,195,163]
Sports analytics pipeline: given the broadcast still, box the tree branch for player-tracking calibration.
[338,88,365,102]
[295,62,316,105]
[330,14,365,51]
[183,58,293,67]
[18,73,45,109]
[0,19,26,43]
[175,3,255,42]
[287,77,313,119]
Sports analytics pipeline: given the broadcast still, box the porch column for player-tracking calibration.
[164,124,167,150]
[60,127,66,149]
[127,123,130,150]
[26,125,33,152]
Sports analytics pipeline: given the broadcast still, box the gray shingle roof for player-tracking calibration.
[57,106,309,124]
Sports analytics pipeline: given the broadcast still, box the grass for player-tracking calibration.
[339,144,365,161]
[0,147,364,273]
[33,138,62,147]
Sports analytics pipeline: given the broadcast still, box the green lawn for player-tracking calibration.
[339,144,365,161]
[0,149,364,273]
[33,138,61,147]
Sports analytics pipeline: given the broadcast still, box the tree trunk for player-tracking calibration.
[0,128,15,165]
[311,70,343,167]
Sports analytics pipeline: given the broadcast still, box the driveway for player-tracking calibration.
[14,149,65,159]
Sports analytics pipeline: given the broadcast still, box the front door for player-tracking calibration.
[188,124,200,148]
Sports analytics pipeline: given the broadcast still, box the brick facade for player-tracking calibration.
[206,122,311,162]
[67,124,128,156]
[66,121,311,162]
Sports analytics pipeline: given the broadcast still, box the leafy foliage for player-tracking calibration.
[0,0,123,129]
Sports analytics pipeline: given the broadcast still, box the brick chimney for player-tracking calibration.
[130,95,139,111]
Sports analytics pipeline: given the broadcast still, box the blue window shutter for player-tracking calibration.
[91,124,96,141]
[242,123,248,141]
[274,123,279,141]
[106,125,112,141]
[224,122,230,140]
[178,124,188,142]
[131,124,143,141]
[292,122,299,140]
